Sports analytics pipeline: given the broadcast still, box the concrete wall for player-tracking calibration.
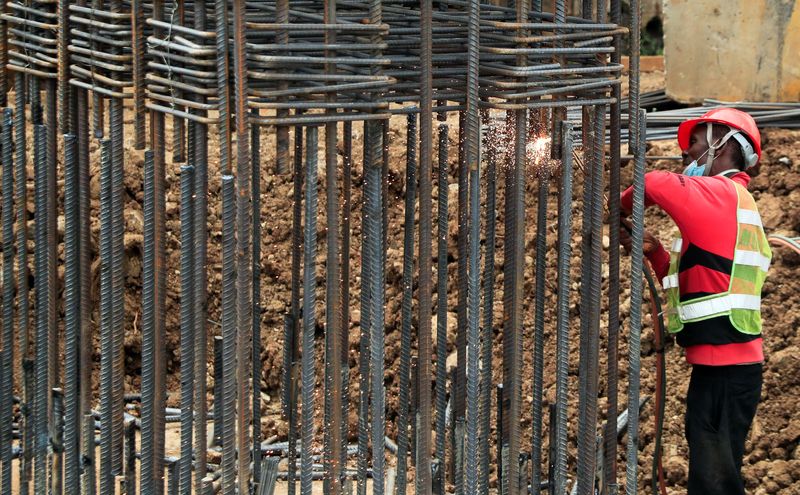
[664,0,800,103]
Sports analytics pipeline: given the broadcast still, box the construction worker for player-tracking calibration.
[618,108,771,495]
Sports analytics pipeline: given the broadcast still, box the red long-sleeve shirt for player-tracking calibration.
[621,170,764,366]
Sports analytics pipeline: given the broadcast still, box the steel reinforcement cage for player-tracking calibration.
[0,1,648,494]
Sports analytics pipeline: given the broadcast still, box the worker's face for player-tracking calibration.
[682,125,711,167]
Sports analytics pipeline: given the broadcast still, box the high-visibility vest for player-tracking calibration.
[663,182,771,335]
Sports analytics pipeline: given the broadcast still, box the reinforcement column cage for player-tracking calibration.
[0,2,647,495]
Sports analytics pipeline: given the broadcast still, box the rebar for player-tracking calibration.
[396,112,417,495]
[33,123,49,495]
[63,131,80,495]
[464,0,481,493]
[0,4,636,495]
[416,2,433,493]
[479,124,497,495]
[0,107,13,495]
[220,174,236,495]
[180,164,196,495]
[554,121,574,495]
[435,121,449,495]
[625,112,646,495]
[300,125,319,495]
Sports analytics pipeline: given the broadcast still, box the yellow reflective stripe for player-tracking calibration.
[737,208,762,227]
[677,294,761,321]
[734,249,771,272]
[662,274,679,289]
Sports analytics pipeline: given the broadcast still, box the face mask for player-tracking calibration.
[682,146,711,177]
[682,160,706,176]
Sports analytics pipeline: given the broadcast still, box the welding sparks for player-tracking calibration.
[527,136,560,178]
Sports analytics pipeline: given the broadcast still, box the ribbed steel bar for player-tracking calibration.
[553,121,574,495]
[53,388,64,494]
[531,153,549,495]
[62,131,80,495]
[603,1,623,493]
[355,121,372,495]
[274,0,290,174]
[193,20,210,485]
[323,3,343,490]
[340,120,353,478]
[0,108,13,495]
[434,121,449,495]
[252,111,263,491]
[479,126,497,495]
[179,164,196,495]
[625,111,646,495]
[33,123,49,495]
[99,137,115,495]
[505,1,529,491]
[82,413,96,494]
[300,125,319,495]
[141,148,158,495]
[233,0,253,491]
[132,0,145,147]
[110,93,125,485]
[454,110,467,494]
[396,112,417,495]
[464,0,481,492]
[417,1,433,493]
[285,116,304,495]
[14,72,31,495]
[220,174,236,495]
[366,116,385,495]
[576,106,597,495]
[215,0,231,176]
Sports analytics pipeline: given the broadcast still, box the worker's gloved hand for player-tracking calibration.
[619,218,661,256]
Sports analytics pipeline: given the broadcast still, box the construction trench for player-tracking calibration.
[0,0,663,494]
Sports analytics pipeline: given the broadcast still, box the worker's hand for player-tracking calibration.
[619,218,661,256]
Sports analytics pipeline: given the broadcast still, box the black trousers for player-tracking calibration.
[685,363,762,495]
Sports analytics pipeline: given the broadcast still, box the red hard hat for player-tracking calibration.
[677,107,761,163]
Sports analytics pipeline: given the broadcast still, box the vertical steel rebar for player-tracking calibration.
[340,120,353,476]
[435,121,449,495]
[213,335,223,448]
[503,2,529,491]
[576,106,600,495]
[126,419,137,495]
[252,114,263,490]
[553,121,574,495]
[286,117,304,495]
[300,126,319,495]
[110,93,125,485]
[480,135,497,495]
[396,112,417,495]
[215,0,231,176]
[417,1,434,492]
[455,111,467,495]
[274,0,290,174]
[233,0,253,490]
[0,107,13,495]
[531,173,549,493]
[82,413,96,495]
[323,6,342,490]
[464,0,482,492]
[180,164,196,495]
[33,123,49,495]
[132,0,145,148]
[356,121,372,495]
[63,131,80,495]
[221,175,236,495]
[99,137,115,495]
[141,148,157,495]
[604,2,623,492]
[13,72,31,495]
[367,116,385,495]
[625,112,646,495]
